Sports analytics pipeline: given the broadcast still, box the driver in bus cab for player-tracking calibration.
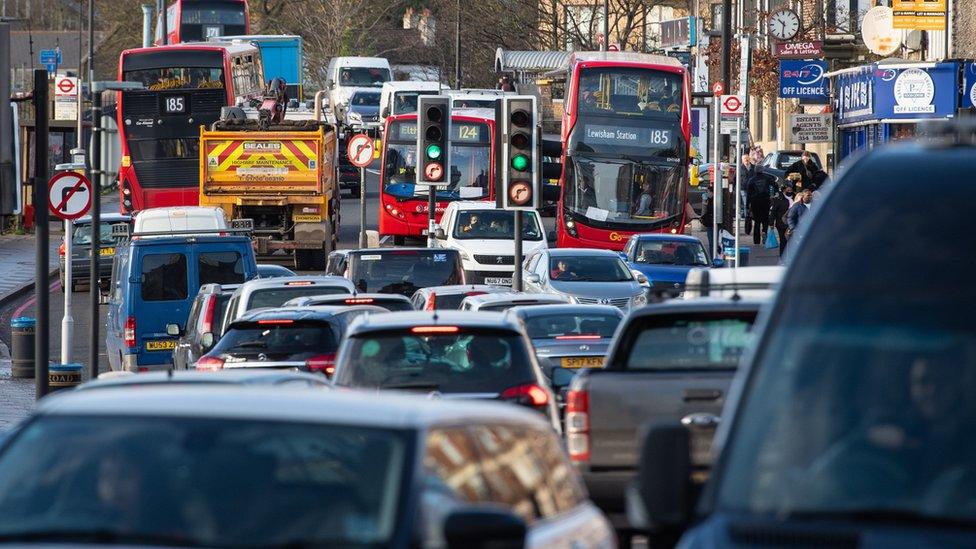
[580,77,601,110]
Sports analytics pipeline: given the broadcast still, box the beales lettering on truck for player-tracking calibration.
[203,131,324,189]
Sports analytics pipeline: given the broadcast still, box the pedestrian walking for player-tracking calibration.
[785,188,813,249]
[768,185,791,256]
[785,151,818,190]
[748,174,772,246]
[700,188,715,256]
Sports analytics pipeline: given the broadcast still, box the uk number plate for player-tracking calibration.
[560,356,604,369]
[145,340,177,351]
[484,277,512,286]
[99,247,115,257]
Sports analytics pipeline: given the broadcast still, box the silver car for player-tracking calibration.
[521,248,648,311]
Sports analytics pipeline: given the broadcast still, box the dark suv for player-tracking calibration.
[634,132,976,547]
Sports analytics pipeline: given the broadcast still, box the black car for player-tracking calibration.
[58,213,131,292]
[637,134,976,547]
[255,264,296,278]
[332,311,561,432]
[171,283,239,370]
[198,306,384,376]
[345,248,464,297]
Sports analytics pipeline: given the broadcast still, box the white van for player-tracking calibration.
[379,81,445,126]
[132,207,228,237]
[682,265,784,300]
[432,201,547,286]
[326,57,392,121]
[445,88,513,110]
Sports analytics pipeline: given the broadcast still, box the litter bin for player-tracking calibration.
[49,363,82,392]
[738,246,751,267]
[722,246,751,268]
[10,317,35,378]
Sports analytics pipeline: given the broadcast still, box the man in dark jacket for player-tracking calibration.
[785,151,819,190]
[768,185,792,256]
[748,173,772,245]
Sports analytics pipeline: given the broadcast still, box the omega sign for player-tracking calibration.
[893,68,936,114]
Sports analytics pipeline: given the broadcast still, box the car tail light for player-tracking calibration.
[257,319,294,325]
[58,242,65,257]
[124,317,136,348]
[199,295,217,333]
[196,356,225,371]
[344,298,375,304]
[565,389,590,462]
[425,294,436,311]
[555,335,602,340]
[306,353,337,377]
[411,326,459,334]
[501,383,550,412]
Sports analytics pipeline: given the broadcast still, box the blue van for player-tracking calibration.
[105,235,258,372]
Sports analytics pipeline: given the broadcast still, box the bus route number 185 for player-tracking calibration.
[163,96,187,114]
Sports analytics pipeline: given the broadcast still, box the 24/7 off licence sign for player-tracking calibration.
[720,95,745,117]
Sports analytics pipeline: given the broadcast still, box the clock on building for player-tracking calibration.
[768,8,801,41]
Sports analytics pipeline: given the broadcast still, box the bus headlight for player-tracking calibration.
[564,216,578,238]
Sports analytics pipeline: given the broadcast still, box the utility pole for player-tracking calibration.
[602,0,609,51]
[0,22,13,219]
[719,0,732,164]
[33,69,50,398]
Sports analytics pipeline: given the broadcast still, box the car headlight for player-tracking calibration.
[632,293,647,306]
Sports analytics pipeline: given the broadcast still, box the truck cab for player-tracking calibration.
[105,234,258,372]
[326,56,392,124]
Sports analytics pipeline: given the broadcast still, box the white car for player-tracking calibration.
[132,206,228,237]
[432,201,548,286]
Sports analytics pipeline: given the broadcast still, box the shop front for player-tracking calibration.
[834,62,959,161]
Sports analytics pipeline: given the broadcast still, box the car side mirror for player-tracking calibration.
[711,258,725,268]
[630,422,694,532]
[165,323,182,337]
[434,227,446,240]
[201,332,215,349]
[526,273,541,284]
[443,506,526,549]
[381,106,390,118]
[632,270,649,286]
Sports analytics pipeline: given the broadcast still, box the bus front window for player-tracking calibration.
[577,67,683,117]
[564,157,682,225]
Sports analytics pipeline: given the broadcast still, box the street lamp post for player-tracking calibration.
[88,81,144,379]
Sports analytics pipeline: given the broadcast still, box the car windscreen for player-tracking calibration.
[776,153,821,170]
[213,320,339,359]
[452,210,542,240]
[623,313,757,370]
[336,329,536,393]
[549,255,634,282]
[635,240,708,266]
[246,286,349,311]
[348,251,462,295]
[0,415,408,546]
[523,312,621,339]
[72,222,123,246]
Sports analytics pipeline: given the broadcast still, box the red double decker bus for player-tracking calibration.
[155,0,250,45]
[554,52,691,250]
[116,42,264,212]
[378,109,496,244]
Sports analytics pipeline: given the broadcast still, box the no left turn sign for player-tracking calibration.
[48,171,92,220]
[720,94,745,117]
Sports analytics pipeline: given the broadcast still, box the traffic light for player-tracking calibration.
[416,96,451,186]
[498,96,538,209]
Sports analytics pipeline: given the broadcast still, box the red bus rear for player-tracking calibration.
[555,52,691,250]
[155,0,250,45]
[379,110,496,242]
[116,42,264,213]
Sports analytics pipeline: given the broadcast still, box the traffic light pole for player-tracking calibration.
[512,212,522,291]
[426,188,436,248]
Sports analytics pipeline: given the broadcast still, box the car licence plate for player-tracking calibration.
[484,277,512,286]
[100,247,115,257]
[145,340,176,351]
[560,356,604,369]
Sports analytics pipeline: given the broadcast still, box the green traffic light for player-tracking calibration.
[426,144,442,160]
[511,154,529,171]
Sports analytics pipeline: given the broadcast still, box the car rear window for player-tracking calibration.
[141,253,188,301]
[214,321,339,356]
[336,329,536,393]
[430,293,469,310]
[199,252,244,285]
[247,286,349,311]
[0,416,407,547]
[623,313,757,370]
[348,251,462,295]
[523,313,621,339]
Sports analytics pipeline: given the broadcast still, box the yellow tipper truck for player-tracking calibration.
[199,121,340,270]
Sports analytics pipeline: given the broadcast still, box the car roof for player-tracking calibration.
[447,202,538,214]
[74,213,131,225]
[347,247,458,255]
[462,292,569,306]
[347,310,519,333]
[629,298,764,319]
[35,386,549,429]
[415,284,510,296]
[127,234,251,247]
[79,370,330,390]
[630,234,703,244]
[234,275,354,292]
[233,306,376,324]
[506,303,623,318]
[303,293,411,302]
[548,248,623,258]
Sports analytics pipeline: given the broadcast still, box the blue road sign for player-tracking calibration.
[40,49,62,65]
[45,64,57,73]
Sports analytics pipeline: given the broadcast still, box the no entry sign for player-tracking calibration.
[48,172,92,220]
